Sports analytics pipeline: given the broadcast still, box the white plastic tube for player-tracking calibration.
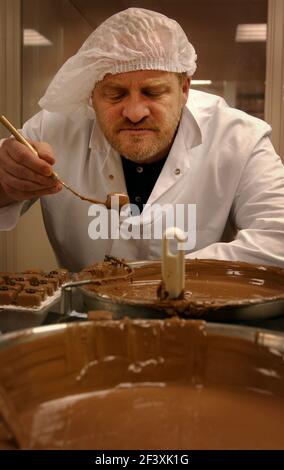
[161,227,186,299]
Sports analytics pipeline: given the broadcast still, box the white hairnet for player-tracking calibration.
[39,8,197,117]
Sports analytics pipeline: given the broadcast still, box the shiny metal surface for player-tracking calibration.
[79,260,284,321]
[0,320,284,353]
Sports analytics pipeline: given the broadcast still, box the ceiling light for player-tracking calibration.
[23,29,52,46]
[191,80,212,85]
[235,24,267,42]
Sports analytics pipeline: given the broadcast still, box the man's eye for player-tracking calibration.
[105,93,125,101]
[144,91,162,97]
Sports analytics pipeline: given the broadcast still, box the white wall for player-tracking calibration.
[0,0,92,271]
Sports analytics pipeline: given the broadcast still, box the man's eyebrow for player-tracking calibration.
[101,83,126,92]
[141,80,170,87]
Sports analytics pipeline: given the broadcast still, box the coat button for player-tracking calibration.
[136,166,143,173]
[135,196,142,203]
[174,168,181,175]
[109,174,114,180]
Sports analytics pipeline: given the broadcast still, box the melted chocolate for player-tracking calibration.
[80,260,284,313]
[0,319,284,449]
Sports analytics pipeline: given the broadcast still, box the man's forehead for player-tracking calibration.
[98,70,176,88]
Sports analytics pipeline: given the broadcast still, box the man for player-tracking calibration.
[0,8,284,272]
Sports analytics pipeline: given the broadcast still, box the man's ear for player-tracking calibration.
[182,77,191,105]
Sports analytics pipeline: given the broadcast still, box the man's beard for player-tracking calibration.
[97,108,183,163]
[110,129,175,163]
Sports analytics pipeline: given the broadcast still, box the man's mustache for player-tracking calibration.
[116,119,159,131]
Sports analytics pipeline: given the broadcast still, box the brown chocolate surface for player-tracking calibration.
[21,384,284,450]
[0,287,17,305]
[0,269,69,307]
[80,260,284,312]
[0,319,284,450]
[80,259,133,284]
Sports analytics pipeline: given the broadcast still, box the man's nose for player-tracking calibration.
[122,96,150,123]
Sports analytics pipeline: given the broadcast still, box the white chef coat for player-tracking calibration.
[1,89,284,272]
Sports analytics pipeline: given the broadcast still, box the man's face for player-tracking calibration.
[92,70,190,163]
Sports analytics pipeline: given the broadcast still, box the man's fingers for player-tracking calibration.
[31,141,56,165]
[3,138,54,176]
[0,137,62,202]
[0,169,58,193]
[0,158,56,187]
[1,180,62,201]
[39,153,56,166]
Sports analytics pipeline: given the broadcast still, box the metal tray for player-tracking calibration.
[77,260,284,321]
[0,289,62,334]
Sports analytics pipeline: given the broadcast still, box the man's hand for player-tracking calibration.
[0,137,62,206]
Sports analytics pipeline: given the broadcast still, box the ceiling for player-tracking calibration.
[68,0,268,81]
[69,0,267,30]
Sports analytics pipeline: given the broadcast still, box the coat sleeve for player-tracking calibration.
[186,136,284,268]
[0,112,43,231]
[0,198,35,230]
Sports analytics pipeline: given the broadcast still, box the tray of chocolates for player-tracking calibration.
[77,256,133,285]
[0,269,69,332]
